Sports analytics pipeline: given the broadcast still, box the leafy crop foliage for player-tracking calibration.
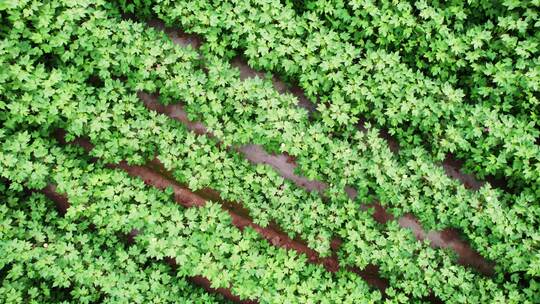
[1,0,539,303]
[144,0,540,192]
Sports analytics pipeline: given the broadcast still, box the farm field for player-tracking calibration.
[0,0,539,303]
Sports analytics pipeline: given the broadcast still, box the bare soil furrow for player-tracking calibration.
[188,275,256,304]
[442,155,485,191]
[119,159,339,270]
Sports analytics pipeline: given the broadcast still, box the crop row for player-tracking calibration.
[0,136,381,303]
[136,0,540,192]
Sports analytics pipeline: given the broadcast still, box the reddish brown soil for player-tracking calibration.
[42,184,69,215]
[146,19,203,49]
[236,144,326,192]
[378,128,400,154]
[349,265,389,291]
[116,161,206,207]
[361,202,493,275]
[139,92,207,136]
[189,276,257,304]
[398,215,494,276]
[443,153,511,192]
[165,257,257,304]
[365,120,489,193]
[442,154,484,190]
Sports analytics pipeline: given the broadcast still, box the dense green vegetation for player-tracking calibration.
[1,0,539,303]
